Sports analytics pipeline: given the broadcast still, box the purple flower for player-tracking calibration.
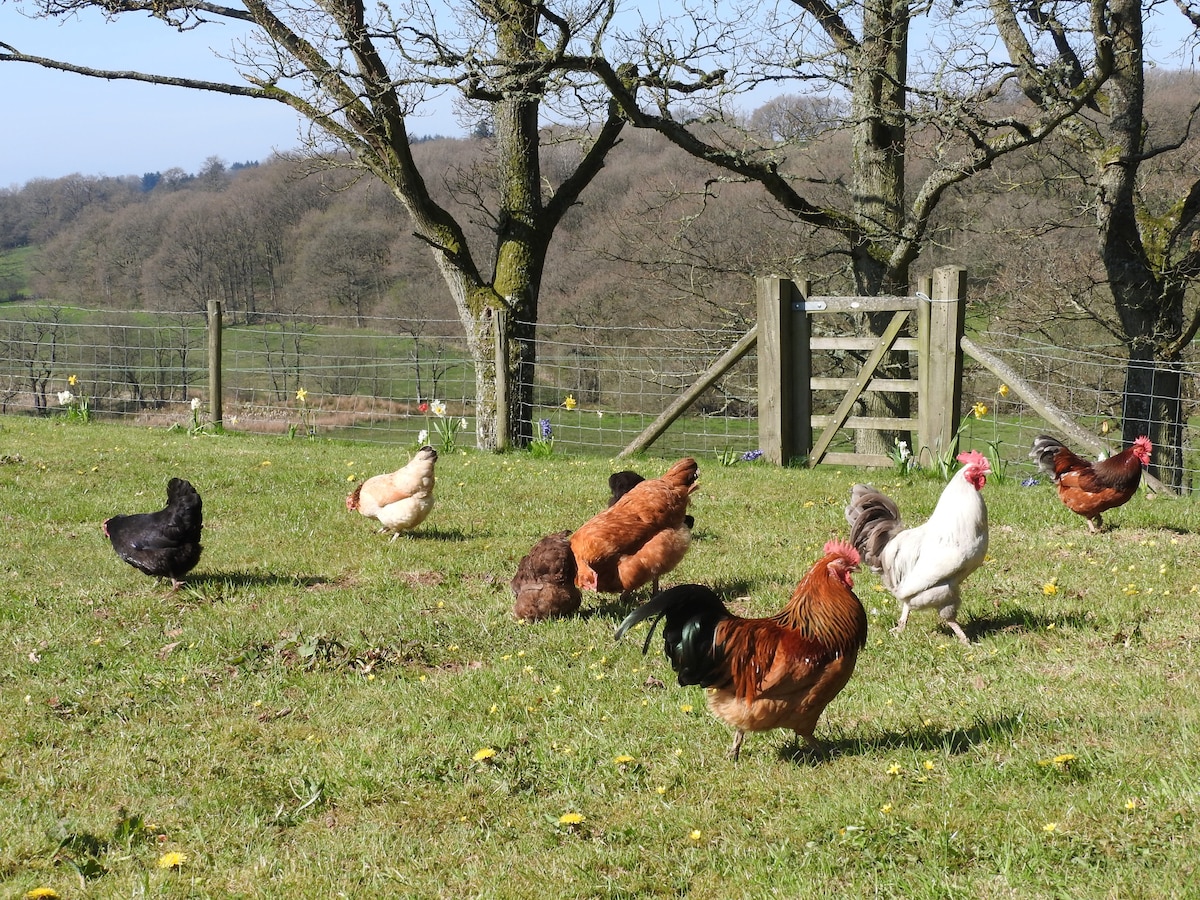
[741,449,764,462]
[1021,476,1039,487]
[538,418,553,440]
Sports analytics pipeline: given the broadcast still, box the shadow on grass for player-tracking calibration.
[779,712,1028,766]
[966,607,1094,640]
[186,571,331,589]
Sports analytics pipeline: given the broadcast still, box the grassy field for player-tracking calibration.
[2,415,1199,899]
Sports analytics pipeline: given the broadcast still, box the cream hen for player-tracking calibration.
[346,445,437,539]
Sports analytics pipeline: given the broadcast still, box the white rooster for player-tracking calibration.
[346,445,438,539]
[844,450,990,644]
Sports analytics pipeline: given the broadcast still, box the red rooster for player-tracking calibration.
[1029,435,1152,532]
[571,458,698,598]
[614,540,867,760]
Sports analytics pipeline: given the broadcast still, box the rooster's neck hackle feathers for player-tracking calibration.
[771,545,868,655]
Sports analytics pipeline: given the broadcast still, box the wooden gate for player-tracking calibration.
[757,266,966,467]
[617,265,966,465]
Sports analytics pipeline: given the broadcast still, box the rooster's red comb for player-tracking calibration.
[955,449,991,472]
[823,539,860,567]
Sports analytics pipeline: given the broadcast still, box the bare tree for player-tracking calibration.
[987,1,1200,490]
[0,0,640,448]
[596,0,1113,458]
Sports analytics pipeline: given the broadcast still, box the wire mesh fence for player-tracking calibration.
[2,305,1199,489]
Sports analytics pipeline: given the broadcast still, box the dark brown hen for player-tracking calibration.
[511,530,582,621]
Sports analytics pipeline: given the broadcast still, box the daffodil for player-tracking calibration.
[997,383,1009,397]
[68,374,78,386]
[191,397,202,411]
[563,394,577,410]
[157,851,188,869]
[972,401,988,418]
[295,387,308,402]
[57,390,74,406]
[431,399,447,417]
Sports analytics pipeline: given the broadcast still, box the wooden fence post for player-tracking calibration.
[493,307,509,452]
[756,276,811,465]
[917,266,966,464]
[208,299,222,427]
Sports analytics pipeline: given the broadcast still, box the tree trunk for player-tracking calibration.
[1122,349,1184,491]
[1093,0,1186,491]
[849,0,911,457]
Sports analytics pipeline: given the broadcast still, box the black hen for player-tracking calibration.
[103,478,203,588]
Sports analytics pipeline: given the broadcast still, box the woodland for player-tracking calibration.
[2,68,1199,344]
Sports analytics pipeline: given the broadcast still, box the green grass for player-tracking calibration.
[2,414,1200,898]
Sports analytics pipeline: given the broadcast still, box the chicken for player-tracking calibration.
[607,470,646,507]
[570,457,699,597]
[844,450,990,645]
[511,530,582,621]
[346,445,437,539]
[614,540,867,760]
[103,477,203,588]
[609,469,694,530]
[1029,434,1152,532]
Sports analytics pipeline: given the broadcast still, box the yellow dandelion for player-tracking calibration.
[563,394,577,410]
[656,786,667,795]
[1043,582,1059,595]
[1125,798,1140,810]
[680,704,693,713]
[472,747,497,762]
[157,851,188,869]
[997,384,1009,397]
[559,812,585,825]
[887,763,902,776]
[923,760,935,771]
[880,803,893,814]
[614,755,635,764]
[972,401,988,418]
[25,889,60,900]
[1042,822,1058,833]
[1053,753,1076,766]
[689,830,702,841]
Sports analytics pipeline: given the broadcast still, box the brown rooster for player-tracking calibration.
[511,531,582,621]
[1029,435,1152,532]
[570,457,699,597]
[614,540,868,760]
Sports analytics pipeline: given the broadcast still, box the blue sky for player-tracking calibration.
[0,6,464,187]
[1,4,1196,189]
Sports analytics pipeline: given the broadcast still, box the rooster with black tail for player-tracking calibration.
[615,540,867,760]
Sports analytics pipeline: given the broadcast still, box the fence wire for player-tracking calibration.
[2,306,1198,488]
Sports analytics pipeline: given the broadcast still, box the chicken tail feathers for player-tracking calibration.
[346,483,363,511]
[844,484,902,570]
[615,584,730,686]
[1029,435,1068,480]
